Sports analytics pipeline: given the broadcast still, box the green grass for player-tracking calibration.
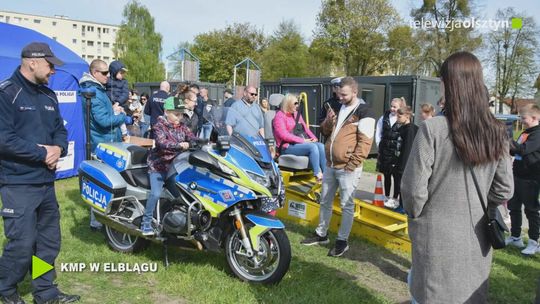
[363,158,377,174]
[1,178,539,303]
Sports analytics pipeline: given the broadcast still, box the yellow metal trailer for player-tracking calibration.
[277,171,411,253]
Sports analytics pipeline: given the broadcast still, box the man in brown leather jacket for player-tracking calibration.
[301,77,376,257]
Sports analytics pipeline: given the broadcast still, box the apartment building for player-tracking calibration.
[0,10,119,64]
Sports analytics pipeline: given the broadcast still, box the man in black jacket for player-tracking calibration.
[0,42,79,304]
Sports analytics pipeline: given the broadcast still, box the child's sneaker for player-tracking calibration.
[521,239,539,256]
[505,236,525,248]
[141,223,154,236]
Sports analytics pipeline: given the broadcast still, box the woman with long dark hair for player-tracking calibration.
[401,51,514,303]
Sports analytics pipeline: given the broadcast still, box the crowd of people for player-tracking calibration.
[0,41,539,303]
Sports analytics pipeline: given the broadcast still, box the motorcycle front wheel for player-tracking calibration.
[225,228,291,284]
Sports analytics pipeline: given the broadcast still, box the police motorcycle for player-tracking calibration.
[78,105,290,284]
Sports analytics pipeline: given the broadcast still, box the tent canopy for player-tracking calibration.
[0,22,89,179]
[0,22,88,80]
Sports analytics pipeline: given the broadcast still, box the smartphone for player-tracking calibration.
[324,102,330,111]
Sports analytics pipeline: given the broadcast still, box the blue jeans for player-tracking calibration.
[198,122,213,140]
[316,166,362,241]
[142,172,179,226]
[282,142,326,176]
[139,121,150,138]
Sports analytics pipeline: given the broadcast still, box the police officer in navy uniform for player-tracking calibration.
[0,42,80,304]
[143,81,170,139]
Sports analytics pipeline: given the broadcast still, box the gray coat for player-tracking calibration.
[401,117,514,304]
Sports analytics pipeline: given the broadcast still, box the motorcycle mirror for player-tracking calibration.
[217,135,230,154]
[265,138,275,148]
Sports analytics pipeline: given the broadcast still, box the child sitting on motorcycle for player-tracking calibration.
[141,90,197,235]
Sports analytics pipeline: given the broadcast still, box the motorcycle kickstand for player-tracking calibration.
[163,242,170,268]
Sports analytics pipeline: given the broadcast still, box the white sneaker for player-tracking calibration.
[384,198,400,209]
[521,240,539,255]
[505,236,525,248]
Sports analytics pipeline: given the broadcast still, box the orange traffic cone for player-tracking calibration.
[373,174,385,207]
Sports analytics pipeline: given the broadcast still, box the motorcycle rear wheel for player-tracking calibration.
[225,228,291,284]
[105,225,149,253]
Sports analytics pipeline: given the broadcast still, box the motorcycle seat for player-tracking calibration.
[277,154,310,171]
[122,167,151,189]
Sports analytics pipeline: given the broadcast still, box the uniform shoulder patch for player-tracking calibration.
[0,80,13,91]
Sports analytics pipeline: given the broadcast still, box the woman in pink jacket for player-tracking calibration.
[273,94,326,181]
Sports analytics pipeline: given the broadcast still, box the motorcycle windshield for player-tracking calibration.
[204,104,272,165]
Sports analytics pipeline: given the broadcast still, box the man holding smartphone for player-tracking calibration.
[319,77,343,125]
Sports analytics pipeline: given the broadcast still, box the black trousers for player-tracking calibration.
[384,171,401,199]
[508,177,540,241]
[0,184,61,302]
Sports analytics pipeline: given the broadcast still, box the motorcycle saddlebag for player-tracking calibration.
[79,160,127,212]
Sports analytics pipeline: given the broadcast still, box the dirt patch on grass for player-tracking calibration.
[151,292,188,304]
[345,240,411,303]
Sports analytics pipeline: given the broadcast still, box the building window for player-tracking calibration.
[97,56,101,59]
[103,42,110,48]
[34,19,41,24]
[103,56,110,61]
[87,55,94,60]
[14,17,22,23]
[82,25,85,31]
[52,37,57,41]
[87,26,94,32]
[103,28,109,34]
[52,21,57,26]
[73,24,77,29]
[82,55,86,59]
[72,39,77,44]
[87,41,94,47]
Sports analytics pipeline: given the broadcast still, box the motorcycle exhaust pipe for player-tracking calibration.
[94,211,147,239]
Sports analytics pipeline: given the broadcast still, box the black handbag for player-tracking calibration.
[469,167,508,249]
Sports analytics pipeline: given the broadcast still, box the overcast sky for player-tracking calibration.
[1,0,538,60]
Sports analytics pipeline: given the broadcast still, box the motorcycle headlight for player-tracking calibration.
[218,161,236,177]
[247,171,271,188]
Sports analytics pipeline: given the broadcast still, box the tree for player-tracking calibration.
[314,0,400,75]
[487,8,538,112]
[259,20,310,81]
[385,26,423,75]
[307,37,340,76]
[114,1,165,83]
[411,0,482,76]
[190,23,265,84]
